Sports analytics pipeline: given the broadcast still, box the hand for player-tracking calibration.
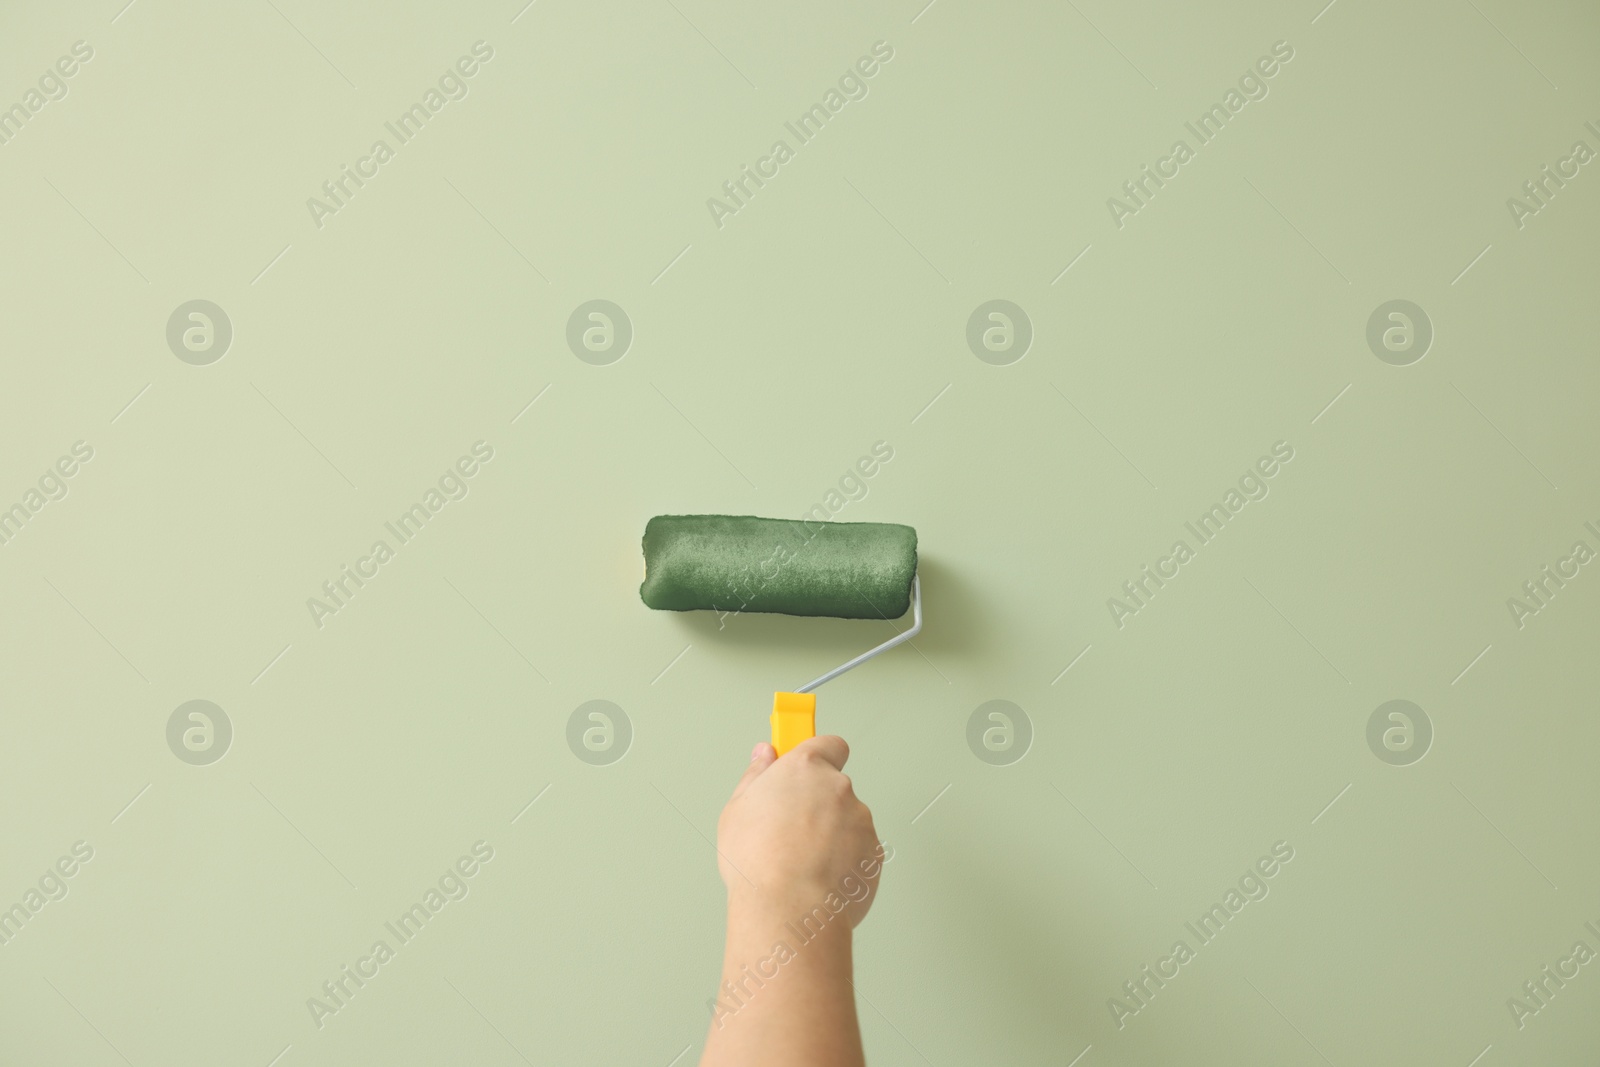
[715,736,884,927]
[700,737,879,1067]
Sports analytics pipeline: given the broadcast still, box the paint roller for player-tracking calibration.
[639,514,920,755]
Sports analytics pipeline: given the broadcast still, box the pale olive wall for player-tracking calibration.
[1,1,1597,1064]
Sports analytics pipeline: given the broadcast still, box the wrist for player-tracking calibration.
[728,884,854,948]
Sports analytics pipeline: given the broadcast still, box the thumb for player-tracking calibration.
[730,742,777,799]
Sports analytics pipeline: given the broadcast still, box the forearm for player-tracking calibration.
[700,894,864,1067]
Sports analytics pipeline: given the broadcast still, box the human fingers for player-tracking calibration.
[789,734,849,772]
[729,741,778,799]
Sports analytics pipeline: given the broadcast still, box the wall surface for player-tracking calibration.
[1,1,1597,1064]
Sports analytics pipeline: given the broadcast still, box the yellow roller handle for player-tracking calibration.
[771,692,816,756]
